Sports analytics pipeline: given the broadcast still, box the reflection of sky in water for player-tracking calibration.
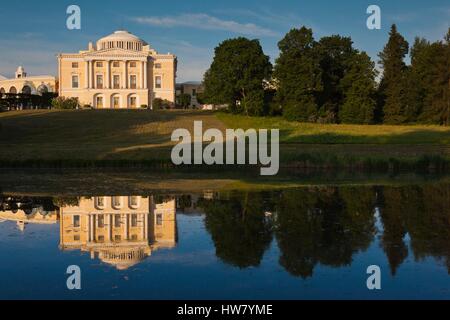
[0,188,450,300]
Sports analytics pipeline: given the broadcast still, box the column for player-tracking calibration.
[142,214,146,239]
[144,213,148,240]
[85,215,90,241]
[143,61,148,89]
[89,214,94,242]
[106,60,110,89]
[140,61,144,89]
[107,214,112,242]
[85,61,89,89]
[91,61,95,89]
[124,214,129,240]
[123,60,127,89]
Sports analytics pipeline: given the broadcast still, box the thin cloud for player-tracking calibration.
[131,13,279,37]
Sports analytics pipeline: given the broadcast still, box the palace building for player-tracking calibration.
[0,66,56,96]
[57,30,177,109]
[59,196,177,270]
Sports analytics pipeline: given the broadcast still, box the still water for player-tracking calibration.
[0,184,449,299]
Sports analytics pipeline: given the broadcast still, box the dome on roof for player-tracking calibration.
[96,30,147,51]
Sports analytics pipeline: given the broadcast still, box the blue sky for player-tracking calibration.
[0,0,448,82]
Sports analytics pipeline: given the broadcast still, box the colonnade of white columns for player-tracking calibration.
[84,59,148,90]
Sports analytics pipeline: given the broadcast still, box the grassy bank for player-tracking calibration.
[0,110,449,172]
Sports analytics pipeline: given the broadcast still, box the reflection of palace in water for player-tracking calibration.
[59,196,176,270]
[0,197,58,231]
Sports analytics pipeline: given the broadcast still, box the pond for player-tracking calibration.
[0,174,449,299]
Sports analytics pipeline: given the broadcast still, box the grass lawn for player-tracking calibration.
[0,109,449,169]
[217,113,450,145]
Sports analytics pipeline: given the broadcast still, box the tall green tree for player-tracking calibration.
[274,27,322,121]
[203,37,272,115]
[378,24,410,124]
[316,35,356,123]
[418,29,450,124]
[339,52,377,124]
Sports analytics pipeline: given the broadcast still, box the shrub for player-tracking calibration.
[51,97,79,110]
[153,98,174,110]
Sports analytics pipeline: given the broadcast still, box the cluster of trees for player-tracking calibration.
[203,25,450,125]
[0,92,57,111]
[196,184,450,278]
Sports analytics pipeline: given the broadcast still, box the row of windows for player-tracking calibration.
[100,41,143,51]
[71,234,140,242]
[72,213,163,228]
[72,62,162,69]
[71,75,162,89]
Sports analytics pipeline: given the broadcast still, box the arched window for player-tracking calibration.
[22,85,32,94]
[37,84,48,94]
[9,86,17,94]
[0,88,5,95]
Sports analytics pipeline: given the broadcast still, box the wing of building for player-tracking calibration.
[0,66,56,95]
[57,30,177,109]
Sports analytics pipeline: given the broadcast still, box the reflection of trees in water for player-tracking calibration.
[381,184,450,274]
[275,187,376,278]
[199,184,450,278]
[200,192,274,268]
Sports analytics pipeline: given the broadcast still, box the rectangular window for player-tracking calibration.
[72,62,79,68]
[130,75,137,89]
[96,62,103,68]
[114,235,121,242]
[156,214,163,226]
[155,63,161,69]
[96,96,103,108]
[98,214,105,228]
[72,75,79,88]
[131,234,138,241]
[113,61,120,68]
[96,75,103,89]
[114,214,121,228]
[155,76,162,89]
[98,235,105,242]
[74,235,80,241]
[192,89,197,97]
[113,75,120,89]
[131,214,138,227]
[130,61,136,68]
[73,215,80,228]
[130,97,137,108]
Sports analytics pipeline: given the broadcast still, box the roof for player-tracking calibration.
[97,30,148,46]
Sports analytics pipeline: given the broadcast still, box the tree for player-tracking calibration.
[203,37,272,115]
[176,93,191,109]
[417,29,450,124]
[339,52,377,124]
[378,24,409,124]
[316,35,357,123]
[274,27,322,121]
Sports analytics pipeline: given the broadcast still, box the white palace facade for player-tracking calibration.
[57,30,177,109]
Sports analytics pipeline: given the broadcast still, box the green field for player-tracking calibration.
[0,110,449,170]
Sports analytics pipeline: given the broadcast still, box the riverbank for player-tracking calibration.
[0,109,449,173]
